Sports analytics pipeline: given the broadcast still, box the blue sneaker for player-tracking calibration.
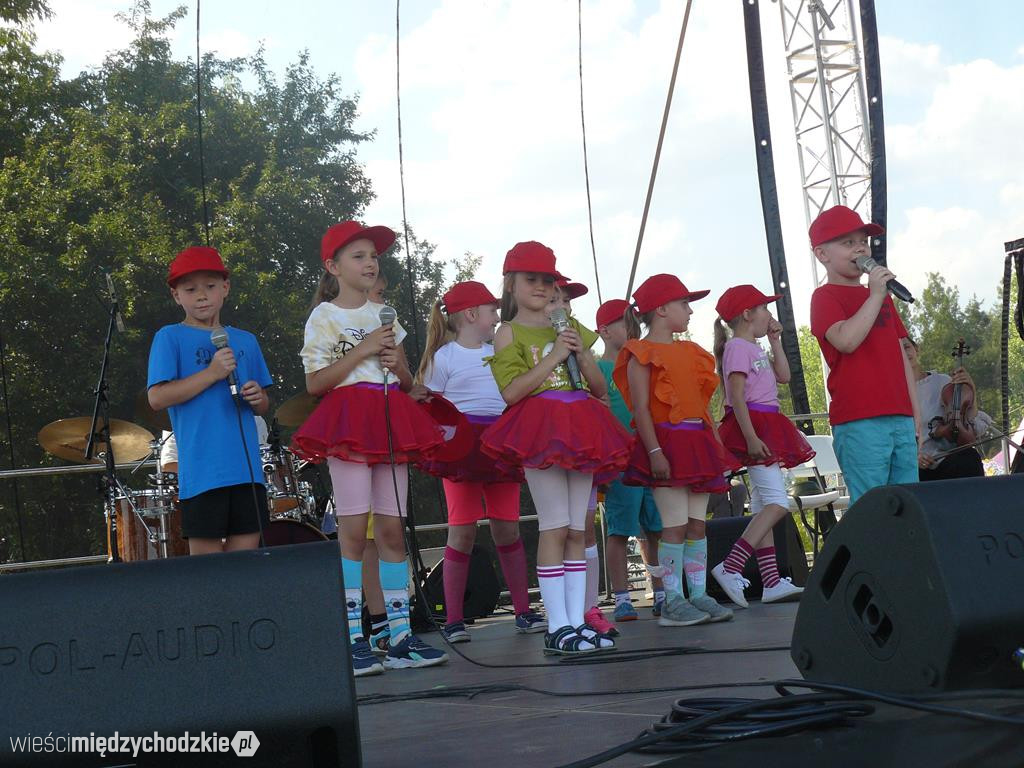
[369,624,391,655]
[514,610,547,634]
[442,621,471,644]
[350,639,384,677]
[614,601,639,622]
[384,634,449,669]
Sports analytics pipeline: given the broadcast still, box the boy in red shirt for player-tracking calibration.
[809,206,920,503]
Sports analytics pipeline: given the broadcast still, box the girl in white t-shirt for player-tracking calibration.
[416,281,545,642]
[711,284,813,608]
[291,221,447,676]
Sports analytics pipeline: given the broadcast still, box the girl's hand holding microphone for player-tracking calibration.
[362,324,395,359]
[551,328,582,361]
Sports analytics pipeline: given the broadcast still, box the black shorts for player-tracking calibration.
[179,483,270,539]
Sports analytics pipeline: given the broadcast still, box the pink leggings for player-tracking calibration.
[327,457,408,517]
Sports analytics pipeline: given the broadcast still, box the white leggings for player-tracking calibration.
[745,463,789,515]
[652,486,709,528]
[524,468,594,531]
[327,457,409,517]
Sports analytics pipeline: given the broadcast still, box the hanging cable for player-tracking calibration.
[195,0,211,246]
[577,0,602,304]
[624,0,693,301]
[395,0,421,355]
[0,324,27,562]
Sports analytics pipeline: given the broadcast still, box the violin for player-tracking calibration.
[931,339,976,446]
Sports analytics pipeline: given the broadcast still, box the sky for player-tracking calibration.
[28,0,1024,349]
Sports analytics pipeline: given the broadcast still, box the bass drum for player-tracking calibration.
[261,519,328,547]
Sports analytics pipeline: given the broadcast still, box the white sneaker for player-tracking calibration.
[711,562,750,608]
[761,578,804,604]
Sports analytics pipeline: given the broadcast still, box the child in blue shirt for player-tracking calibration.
[147,246,273,555]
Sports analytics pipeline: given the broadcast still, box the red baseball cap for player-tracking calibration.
[632,274,709,314]
[502,241,566,279]
[809,205,884,248]
[556,277,589,300]
[166,246,229,286]
[321,221,396,263]
[442,281,499,314]
[595,299,629,329]
[716,284,783,322]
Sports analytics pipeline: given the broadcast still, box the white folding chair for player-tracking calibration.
[787,434,848,556]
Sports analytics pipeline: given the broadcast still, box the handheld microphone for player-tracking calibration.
[855,255,915,303]
[104,272,126,332]
[549,308,583,390]
[378,305,398,385]
[210,327,240,397]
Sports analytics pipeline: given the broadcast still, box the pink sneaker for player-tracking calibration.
[584,606,619,637]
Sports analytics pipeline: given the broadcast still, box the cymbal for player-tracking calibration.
[134,388,172,432]
[38,417,155,464]
[275,392,320,428]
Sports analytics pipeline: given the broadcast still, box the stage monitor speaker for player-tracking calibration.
[0,541,359,766]
[420,544,500,622]
[705,513,808,602]
[791,476,1024,693]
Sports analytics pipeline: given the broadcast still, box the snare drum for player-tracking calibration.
[109,488,189,562]
[260,519,328,547]
[261,445,304,513]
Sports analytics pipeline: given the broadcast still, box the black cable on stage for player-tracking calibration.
[194,0,211,247]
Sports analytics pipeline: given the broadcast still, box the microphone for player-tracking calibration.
[210,327,240,397]
[549,308,583,390]
[855,255,915,303]
[104,272,126,332]
[378,306,398,385]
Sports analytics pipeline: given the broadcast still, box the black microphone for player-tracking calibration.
[378,306,398,384]
[105,272,126,332]
[855,255,915,303]
[210,327,240,397]
[549,308,583,390]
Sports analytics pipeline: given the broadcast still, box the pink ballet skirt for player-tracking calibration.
[718,403,815,469]
[291,382,444,465]
[418,415,525,483]
[623,421,741,493]
[480,390,632,484]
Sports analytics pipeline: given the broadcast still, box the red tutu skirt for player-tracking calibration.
[480,391,632,484]
[418,415,525,484]
[291,383,444,465]
[624,421,741,493]
[719,404,815,469]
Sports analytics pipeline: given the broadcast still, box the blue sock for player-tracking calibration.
[379,558,411,644]
[341,557,363,644]
[658,541,686,600]
[684,538,708,599]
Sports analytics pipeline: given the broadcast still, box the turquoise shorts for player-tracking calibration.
[832,415,917,505]
[604,478,662,537]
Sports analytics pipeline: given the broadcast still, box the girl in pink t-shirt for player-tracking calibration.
[711,285,813,607]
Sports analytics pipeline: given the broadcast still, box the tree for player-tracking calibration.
[0,3,379,559]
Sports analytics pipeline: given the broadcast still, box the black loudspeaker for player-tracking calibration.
[0,541,359,766]
[420,544,501,621]
[705,514,808,601]
[792,476,1024,693]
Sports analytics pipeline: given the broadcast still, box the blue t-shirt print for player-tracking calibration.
[147,324,273,499]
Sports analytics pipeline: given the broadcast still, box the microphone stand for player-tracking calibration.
[85,289,123,563]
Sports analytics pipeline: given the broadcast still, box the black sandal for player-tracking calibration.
[577,623,616,651]
[543,625,595,656]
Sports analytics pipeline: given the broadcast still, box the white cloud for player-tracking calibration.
[33,0,136,73]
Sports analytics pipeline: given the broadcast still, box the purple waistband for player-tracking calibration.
[536,390,589,403]
[725,402,780,414]
[656,420,705,431]
[351,382,400,391]
[465,413,499,425]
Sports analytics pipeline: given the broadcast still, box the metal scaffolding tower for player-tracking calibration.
[779,0,875,287]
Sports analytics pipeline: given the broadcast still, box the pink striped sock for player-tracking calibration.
[723,538,754,574]
[755,546,781,588]
[442,546,471,624]
[496,539,530,615]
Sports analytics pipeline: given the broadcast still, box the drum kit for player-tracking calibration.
[37,391,332,562]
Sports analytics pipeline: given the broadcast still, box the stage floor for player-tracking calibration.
[356,599,800,767]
